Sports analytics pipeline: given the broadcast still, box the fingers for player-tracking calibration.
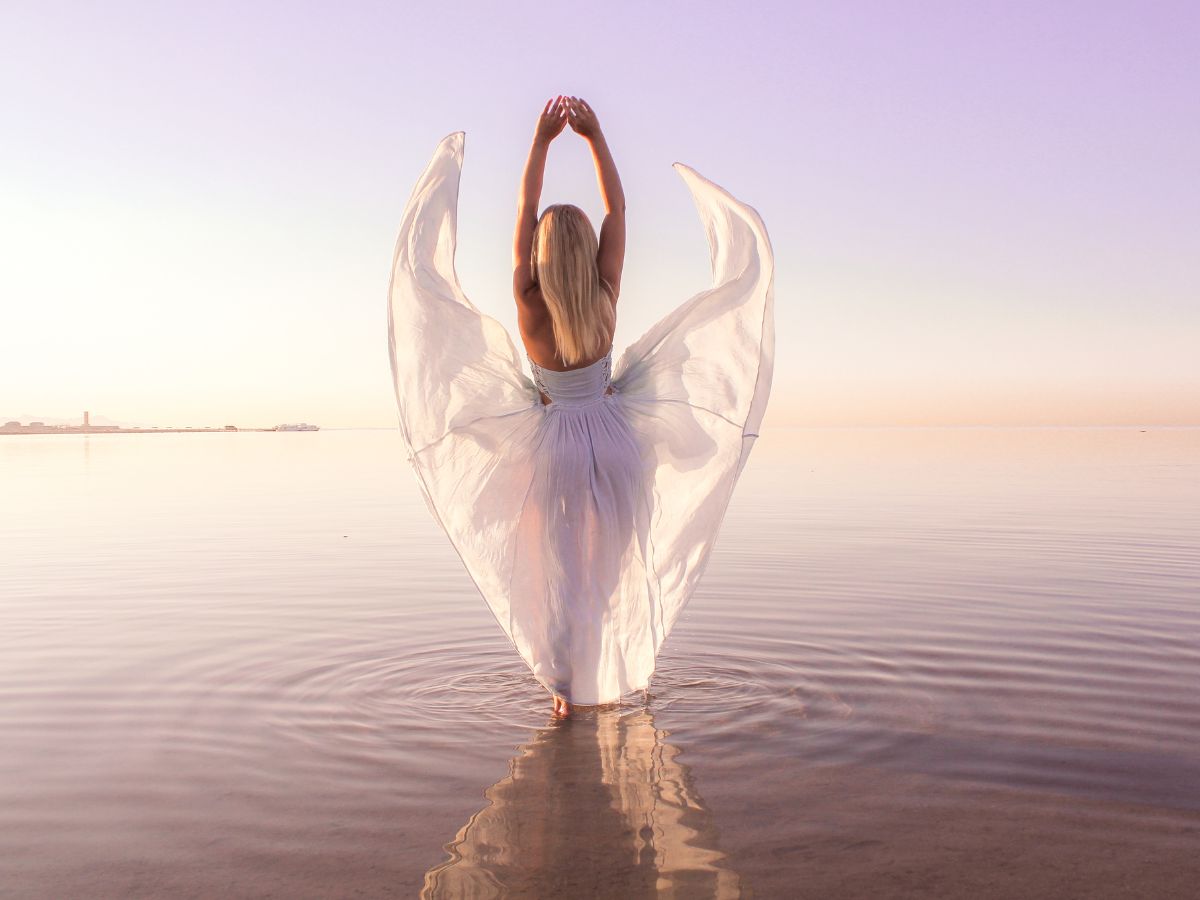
[564,96,595,120]
[536,96,568,141]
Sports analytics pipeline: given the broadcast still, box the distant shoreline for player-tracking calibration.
[1,426,285,435]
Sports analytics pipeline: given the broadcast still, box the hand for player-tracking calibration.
[534,95,568,144]
[566,96,601,140]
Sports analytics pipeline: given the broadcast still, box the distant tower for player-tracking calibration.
[83,410,90,428]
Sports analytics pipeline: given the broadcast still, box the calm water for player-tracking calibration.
[1,427,1198,898]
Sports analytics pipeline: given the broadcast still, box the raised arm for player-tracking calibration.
[513,96,567,304]
[567,97,626,303]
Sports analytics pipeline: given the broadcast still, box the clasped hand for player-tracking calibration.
[535,95,600,144]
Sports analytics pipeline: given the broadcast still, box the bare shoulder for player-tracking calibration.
[513,272,543,309]
[515,285,549,324]
[516,290,554,359]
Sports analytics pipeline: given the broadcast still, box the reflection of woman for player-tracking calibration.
[421,708,742,898]
[387,97,774,716]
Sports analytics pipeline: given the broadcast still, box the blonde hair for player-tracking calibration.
[531,204,615,366]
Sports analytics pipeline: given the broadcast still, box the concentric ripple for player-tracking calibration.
[223,621,939,770]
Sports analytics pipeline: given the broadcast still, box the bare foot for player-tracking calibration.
[552,695,572,717]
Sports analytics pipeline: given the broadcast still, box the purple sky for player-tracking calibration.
[2,1,1197,426]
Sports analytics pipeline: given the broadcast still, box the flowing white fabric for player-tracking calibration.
[388,131,774,705]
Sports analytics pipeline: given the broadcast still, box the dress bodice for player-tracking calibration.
[527,349,614,408]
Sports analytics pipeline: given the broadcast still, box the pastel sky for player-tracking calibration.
[2,1,1197,427]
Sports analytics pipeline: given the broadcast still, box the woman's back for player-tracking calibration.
[519,280,617,371]
[521,279,617,404]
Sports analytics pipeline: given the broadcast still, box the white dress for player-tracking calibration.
[387,132,774,705]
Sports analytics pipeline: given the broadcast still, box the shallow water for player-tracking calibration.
[1,427,1198,898]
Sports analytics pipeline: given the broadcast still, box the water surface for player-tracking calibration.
[2,427,1198,897]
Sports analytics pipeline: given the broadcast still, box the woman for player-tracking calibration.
[512,96,636,717]
[387,97,774,718]
[513,96,622,386]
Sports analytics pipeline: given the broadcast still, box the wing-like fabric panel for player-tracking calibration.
[612,162,775,647]
[387,131,542,662]
[388,131,537,458]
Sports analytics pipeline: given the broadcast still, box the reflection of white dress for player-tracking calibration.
[388,132,774,705]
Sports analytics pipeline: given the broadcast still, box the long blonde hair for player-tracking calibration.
[531,204,615,366]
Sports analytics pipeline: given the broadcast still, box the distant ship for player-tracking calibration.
[274,423,320,432]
